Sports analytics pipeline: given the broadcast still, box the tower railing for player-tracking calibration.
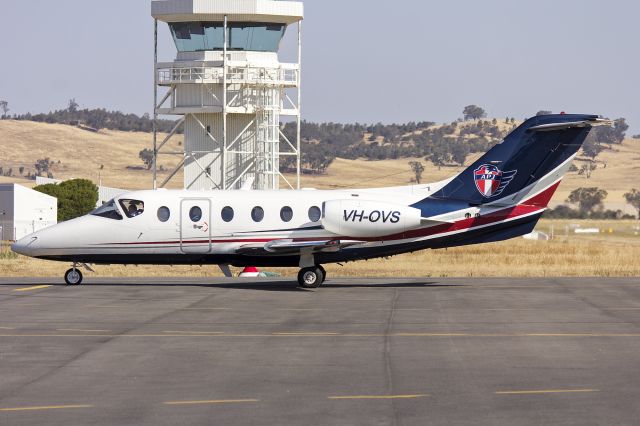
[157,63,299,87]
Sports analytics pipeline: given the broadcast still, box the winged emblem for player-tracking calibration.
[473,164,517,198]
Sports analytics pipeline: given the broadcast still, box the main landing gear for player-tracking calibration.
[297,265,327,289]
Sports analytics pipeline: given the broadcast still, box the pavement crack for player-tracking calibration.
[384,289,400,426]
[551,278,640,331]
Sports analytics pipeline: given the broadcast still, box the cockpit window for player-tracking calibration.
[119,199,145,218]
[90,199,123,220]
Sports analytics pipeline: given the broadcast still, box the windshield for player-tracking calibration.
[91,199,123,220]
[119,199,145,218]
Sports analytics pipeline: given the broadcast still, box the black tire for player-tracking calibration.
[318,265,327,282]
[297,266,324,288]
[64,268,83,285]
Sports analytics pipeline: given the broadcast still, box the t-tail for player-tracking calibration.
[412,113,608,220]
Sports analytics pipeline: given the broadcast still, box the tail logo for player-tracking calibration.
[474,164,517,198]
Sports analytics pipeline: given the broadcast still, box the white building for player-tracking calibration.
[0,184,57,241]
[151,0,303,191]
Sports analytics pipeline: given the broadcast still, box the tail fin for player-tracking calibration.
[422,114,605,210]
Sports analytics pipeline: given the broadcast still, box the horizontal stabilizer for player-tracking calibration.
[528,118,611,132]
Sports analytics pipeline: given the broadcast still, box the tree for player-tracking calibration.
[450,139,469,166]
[34,179,98,222]
[139,148,154,170]
[34,158,51,176]
[580,118,628,171]
[581,134,604,161]
[612,118,629,143]
[590,118,628,146]
[0,100,8,118]
[427,142,450,170]
[623,189,640,219]
[578,162,597,179]
[67,98,79,113]
[536,110,552,116]
[463,105,486,121]
[408,161,424,184]
[303,149,334,174]
[566,187,608,215]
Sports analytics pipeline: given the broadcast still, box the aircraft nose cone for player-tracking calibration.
[11,236,38,256]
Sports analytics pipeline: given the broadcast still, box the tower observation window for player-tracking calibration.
[169,22,286,52]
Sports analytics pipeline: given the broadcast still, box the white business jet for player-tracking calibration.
[12,114,606,288]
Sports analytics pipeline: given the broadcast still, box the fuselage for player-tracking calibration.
[10,172,556,267]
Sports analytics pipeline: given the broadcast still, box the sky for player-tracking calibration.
[1,0,638,133]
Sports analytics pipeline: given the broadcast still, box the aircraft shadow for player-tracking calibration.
[1,280,458,292]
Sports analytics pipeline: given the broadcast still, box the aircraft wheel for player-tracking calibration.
[318,265,327,282]
[298,266,324,288]
[64,268,83,285]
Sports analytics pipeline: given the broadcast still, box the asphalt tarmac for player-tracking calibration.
[0,276,639,425]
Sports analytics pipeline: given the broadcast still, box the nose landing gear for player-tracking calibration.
[64,267,83,285]
[297,265,327,289]
[63,262,94,285]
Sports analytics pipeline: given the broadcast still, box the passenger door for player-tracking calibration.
[180,198,212,254]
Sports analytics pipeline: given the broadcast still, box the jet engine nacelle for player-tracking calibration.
[322,199,423,238]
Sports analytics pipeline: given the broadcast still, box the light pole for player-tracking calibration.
[0,209,6,241]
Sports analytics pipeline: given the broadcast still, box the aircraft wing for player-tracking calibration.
[235,239,366,255]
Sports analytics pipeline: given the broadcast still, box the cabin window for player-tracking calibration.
[221,206,234,222]
[280,206,293,222]
[157,206,171,222]
[251,206,264,222]
[308,206,321,222]
[189,206,202,222]
[90,199,122,220]
[119,199,145,218]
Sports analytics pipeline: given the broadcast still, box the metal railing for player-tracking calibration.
[157,63,299,87]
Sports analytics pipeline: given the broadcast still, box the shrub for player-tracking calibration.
[34,179,98,222]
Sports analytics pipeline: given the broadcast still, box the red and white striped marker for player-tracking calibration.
[238,266,260,277]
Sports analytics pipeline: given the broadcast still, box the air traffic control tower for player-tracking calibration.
[151,0,303,190]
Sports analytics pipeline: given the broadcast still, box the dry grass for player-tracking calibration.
[0,120,184,189]
[2,220,639,278]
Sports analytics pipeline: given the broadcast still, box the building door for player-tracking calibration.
[180,198,212,254]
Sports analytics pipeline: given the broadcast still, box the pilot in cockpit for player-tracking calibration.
[128,203,140,217]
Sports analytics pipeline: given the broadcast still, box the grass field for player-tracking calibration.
[2,220,638,279]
